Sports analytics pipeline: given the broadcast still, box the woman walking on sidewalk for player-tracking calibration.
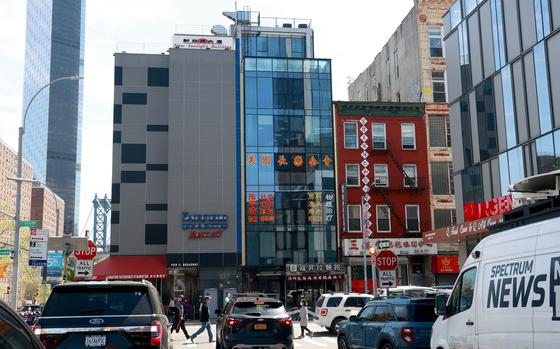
[172,296,191,340]
[298,299,313,338]
[190,296,213,343]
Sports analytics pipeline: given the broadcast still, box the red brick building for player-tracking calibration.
[334,101,437,290]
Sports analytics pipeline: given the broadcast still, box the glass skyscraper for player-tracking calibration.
[22,0,85,235]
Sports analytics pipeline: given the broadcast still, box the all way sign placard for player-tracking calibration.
[75,259,93,278]
[379,270,397,288]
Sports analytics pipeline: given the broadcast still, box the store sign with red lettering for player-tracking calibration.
[463,194,513,222]
[247,193,274,224]
[287,274,344,282]
[189,231,222,239]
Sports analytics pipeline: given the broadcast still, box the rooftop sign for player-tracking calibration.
[172,34,234,50]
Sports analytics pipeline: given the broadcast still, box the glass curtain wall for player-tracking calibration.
[244,57,336,266]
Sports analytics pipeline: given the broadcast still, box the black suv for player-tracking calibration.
[33,281,171,348]
[216,297,293,349]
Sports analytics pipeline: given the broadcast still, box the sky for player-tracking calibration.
[0,0,414,235]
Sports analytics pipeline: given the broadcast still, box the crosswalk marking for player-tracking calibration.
[303,338,328,347]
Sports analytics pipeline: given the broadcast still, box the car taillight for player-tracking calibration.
[150,321,163,347]
[401,327,414,344]
[280,317,292,327]
[320,308,328,316]
[226,318,242,327]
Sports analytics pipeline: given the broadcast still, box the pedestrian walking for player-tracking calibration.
[172,296,191,340]
[224,292,231,306]
[168,298,180,331]
[298,299,313,338]
[190,296,213,343]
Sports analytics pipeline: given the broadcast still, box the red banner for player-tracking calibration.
[432,256,460,273]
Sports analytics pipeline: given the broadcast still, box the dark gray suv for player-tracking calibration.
[33,280,172,348]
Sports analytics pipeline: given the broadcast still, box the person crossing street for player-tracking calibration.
[190,296,213,343]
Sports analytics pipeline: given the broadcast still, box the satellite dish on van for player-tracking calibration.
[211,25,228,36]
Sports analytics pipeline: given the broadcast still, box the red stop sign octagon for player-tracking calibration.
[74,240,97,260]
[376,250,398,271]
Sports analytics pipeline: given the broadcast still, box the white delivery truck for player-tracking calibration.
[431,215,560,349]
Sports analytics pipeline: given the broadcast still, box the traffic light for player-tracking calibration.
[369,246,377,256]
[35,288,39,297]
[6,286,10,295]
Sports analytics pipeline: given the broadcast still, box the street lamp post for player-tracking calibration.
[11,75,83,309]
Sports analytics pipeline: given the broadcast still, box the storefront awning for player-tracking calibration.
[422,214,504,244]
[90,255,167,281]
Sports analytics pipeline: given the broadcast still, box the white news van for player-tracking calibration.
[430,216,560,349]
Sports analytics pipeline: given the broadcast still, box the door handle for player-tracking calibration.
[466,320,474,326]
[345,309,352,312]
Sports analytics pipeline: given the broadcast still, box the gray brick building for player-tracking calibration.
[110,42,240,310]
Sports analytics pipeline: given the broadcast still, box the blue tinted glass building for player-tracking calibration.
[226,12,338,302]
[22,0,85,235]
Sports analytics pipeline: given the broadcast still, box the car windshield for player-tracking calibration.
[42,286,153,316]
[392,302,437,322]
[233,301,286,316]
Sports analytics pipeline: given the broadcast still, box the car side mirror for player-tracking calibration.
[435,294,449,316]
[349,315,358,322]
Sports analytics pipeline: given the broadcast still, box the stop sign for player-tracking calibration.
[376,250,398,271]
[74,240,97,260]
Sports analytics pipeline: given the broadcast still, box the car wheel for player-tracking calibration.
[379,341,394,349]
[330,318,344,334]
[338,335,350,349]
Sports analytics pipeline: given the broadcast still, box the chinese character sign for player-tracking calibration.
[247,193,274,224]
[308,192,323,223]
[324,193,334,224]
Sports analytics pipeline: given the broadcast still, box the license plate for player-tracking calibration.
[254,323,267,330]
[85,335,106,347]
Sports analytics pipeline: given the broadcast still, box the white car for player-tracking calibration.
[431,215,560,349]
[315,293,374,333]
[379,285,437,298]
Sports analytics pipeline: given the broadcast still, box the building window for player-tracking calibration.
[372,123,386,149]
[121,171,146,183]
[146,164,168,171]
[122,93,147,105]
[534,42,552,133]
[147,125,169,132]
[111,211,120,224]
[346,164,360,186]
[374,164,389,187]
[376,205,391,232]
[146,204,168,211]
[344,122,358,149]
[450,1,462,29]
[428,26,443,57]
[458,22,472,92]
[386,60,391,87]
[475,79,498,162]
[121,144,146,164]
[113,131,121,144]
[432,71,447,102]
[145,224,167,245]
[536,134,555,174]
[501,65,517,148]
[460,96,474,167]
[405,205,420,232]
[434,209,457,228]
[462,165,483,205]
[114,66,122,86]
[394,52,399,78]
[347,205,362,232]
[431,162,453,195]
[535,0,552,41]
[429,116,451,147]
[463,0,478,15]
[111,183,120,204]
[113,104,122,124]
[403,164,418,188]
[401,124,416,150]
[147,67,169,87]
[490,0,506,69]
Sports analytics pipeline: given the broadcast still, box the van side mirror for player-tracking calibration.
[349,315,358,322]
[435,294,448,316]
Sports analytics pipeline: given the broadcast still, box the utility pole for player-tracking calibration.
[10,75,83,309]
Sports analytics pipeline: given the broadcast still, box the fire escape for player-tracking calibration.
[368,142,426,237]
